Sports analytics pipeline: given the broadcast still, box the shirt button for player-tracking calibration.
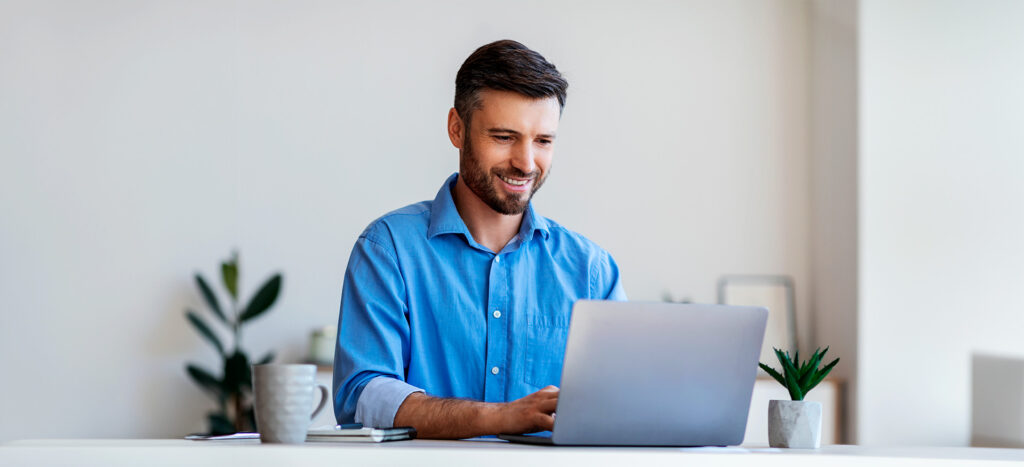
[494,255,500,263]
[491,366,500,375]
[493,310,501,319]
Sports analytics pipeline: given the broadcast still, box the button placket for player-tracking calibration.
[483,251,508,402]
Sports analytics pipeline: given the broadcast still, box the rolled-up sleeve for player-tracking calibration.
[333,230,419,426]
[355,376,424,428]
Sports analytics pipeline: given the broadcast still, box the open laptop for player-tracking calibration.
[498,300,768,446]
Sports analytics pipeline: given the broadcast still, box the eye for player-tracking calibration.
[493,135,513,143]
[536,139,552,146]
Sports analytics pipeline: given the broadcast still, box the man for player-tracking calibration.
[333,40,626,439]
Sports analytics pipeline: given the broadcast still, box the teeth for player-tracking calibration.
[499,175,528,186]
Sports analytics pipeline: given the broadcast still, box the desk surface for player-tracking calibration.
[3,438,1024,466]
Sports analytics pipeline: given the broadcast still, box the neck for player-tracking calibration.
[452,175,523,253]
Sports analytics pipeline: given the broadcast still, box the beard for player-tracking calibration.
[459,136,546,216]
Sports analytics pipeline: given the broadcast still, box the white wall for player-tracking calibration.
[0,0,812,441]
[858,0,1024,446]
[810,0,859,443]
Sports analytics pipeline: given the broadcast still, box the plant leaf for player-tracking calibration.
[798,348,823,388]
[195,274,227,324]
[804,349,834,392]
[805,357,841,394]
[246,407,258,432]
[221,253,239,301]
[759,363,786,386]
[239,274,282,323]
[772,348,798,400]
[186,310,224,356]
[785,371,804,400]
[257,352,275,365]
[187,364,224,401]
[207,412,234,435]
[777,349,804,401]
[772,348,785,378]
[773,348,790,369]
[222,351,252,394]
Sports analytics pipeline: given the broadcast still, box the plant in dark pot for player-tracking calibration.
[759,347,839,449]
[184,252,282,435]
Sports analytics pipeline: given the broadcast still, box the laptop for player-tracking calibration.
[498,300,768,446]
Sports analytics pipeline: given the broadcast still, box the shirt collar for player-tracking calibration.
[427,172,550,241]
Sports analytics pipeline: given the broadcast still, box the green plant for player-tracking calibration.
[759,347,839,401]
[185,251,282,434]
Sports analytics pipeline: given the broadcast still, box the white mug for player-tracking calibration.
[252,364,329,444]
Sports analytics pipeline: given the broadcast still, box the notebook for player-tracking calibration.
[306,425,417,443]
[185,424,417,443]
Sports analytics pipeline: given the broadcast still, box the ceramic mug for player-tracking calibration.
[252,364,329,444]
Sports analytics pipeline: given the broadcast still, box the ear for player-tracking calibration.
[447,108,464,149]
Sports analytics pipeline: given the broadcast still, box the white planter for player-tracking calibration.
[768,400,822,449]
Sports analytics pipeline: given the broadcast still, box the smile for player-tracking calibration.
[496,174,533,193]
[499,175,529,186]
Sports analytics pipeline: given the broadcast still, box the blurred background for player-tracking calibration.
[1,0,1022,447]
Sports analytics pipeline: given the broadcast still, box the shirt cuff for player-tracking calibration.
[354,376,425,428]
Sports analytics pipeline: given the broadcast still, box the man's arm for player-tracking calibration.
[334,231,414,425]
[394,386,559,439]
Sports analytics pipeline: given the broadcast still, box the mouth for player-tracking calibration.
[496,173,533,193]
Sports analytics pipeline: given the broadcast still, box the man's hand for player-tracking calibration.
[392,386,559,439]
[495,385,559,435]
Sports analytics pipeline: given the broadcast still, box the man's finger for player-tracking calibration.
[536,387,559,398]
[539,397,558,413]
[534,413,555,431]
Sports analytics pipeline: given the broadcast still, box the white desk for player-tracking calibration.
[3,439,1024,466]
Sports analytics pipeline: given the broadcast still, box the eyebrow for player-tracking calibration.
[486,127,557,139]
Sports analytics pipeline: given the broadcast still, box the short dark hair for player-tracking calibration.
[454,40,568,127]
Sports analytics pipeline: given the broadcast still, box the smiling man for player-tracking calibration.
[333,40,626,439]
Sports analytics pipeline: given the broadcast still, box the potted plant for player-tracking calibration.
[759,347,839,448]
[184,251,282,434]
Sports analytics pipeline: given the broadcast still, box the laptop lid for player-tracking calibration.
[550,300,768,446]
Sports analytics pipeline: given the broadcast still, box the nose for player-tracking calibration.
[510,141,536,176]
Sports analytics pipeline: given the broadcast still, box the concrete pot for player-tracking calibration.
[768,400,822,448]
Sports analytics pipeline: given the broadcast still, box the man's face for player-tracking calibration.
[455,89,560,215]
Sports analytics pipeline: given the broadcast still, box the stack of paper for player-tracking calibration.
[306,425,417,443]
[185,424,417,443]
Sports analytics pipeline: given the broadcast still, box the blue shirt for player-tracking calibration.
[333,173,626,427]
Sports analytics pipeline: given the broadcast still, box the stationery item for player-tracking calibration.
[306,425,417,443]
[185,432,259,441]
[185,424,364,441]
[252,364,330,444]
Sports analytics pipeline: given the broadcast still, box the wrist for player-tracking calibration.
[477,401,505,435]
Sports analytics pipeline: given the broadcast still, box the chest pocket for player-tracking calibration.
[523,316,570,388]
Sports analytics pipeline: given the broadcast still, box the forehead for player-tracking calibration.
[471,89,560,134]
